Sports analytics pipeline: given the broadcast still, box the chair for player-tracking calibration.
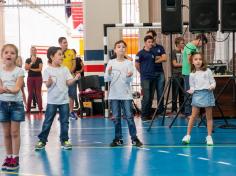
[78,75,104,117]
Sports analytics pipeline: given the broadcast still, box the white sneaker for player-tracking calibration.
[182,135,191,144]
[206,135,214,146]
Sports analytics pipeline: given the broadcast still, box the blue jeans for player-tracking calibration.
[141,79,156,117]
[111,100,137,141]
[183,75,192,116]
[154,72,165,113]
[38,104,69,143]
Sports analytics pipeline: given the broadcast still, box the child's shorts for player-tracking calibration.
[0,101,25,122]
[191,89,215,108]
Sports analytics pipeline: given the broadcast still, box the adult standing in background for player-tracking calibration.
[182,34,208,118]
[146,30,167,115]
[25,46,43,113]
[135,35,156,121]
[72,49,84,109]
[171,37,185,114]
[16,56,27,106]
[58,37,78,119]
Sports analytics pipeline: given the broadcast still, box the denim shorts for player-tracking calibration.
[0,100,25,122]
[68,83,77,100]
[191,89,215,107]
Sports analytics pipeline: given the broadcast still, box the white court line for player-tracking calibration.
[158,150,170,153]
[138,147,150,151]
[217,161,232,166]
[0,125,190,132]
[197,157,210,161]
[94,141,103,144]
[177,153,191,157]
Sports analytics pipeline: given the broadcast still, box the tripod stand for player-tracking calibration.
[147,34,186,131]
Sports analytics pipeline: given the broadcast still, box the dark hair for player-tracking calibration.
[190,52,207,72]
[72,49,77,55]
[146,29,157,37]
[47,46,61,63]
[58,37,66,44]
[144,35,154,42]
[114,40,127,49]
[175,37,184,46]
[195,34,208,44]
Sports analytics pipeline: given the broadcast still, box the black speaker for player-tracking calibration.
[161,0,182,34]
[189,0,218,32]
[221,0,236,32]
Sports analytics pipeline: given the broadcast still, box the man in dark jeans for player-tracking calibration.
[146,30,167,115]
[135,35,156,121]
[171,37,185,114]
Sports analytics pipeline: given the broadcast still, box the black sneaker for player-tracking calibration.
[110,139,124,147]
[7,157,19,171]
[132,138,143,147]
[2,157,11,170]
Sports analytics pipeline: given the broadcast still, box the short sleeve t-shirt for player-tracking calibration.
[151,44,166,72]
[62,49,75,71]
[0,67,25,101]
[136,49,156,80]
[43,66,73,104]
[25,57,43,77]
[171,49,183,74]
[182,43,198,75]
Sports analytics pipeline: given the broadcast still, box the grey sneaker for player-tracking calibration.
[35,141,46,150]
[61,141,72,150]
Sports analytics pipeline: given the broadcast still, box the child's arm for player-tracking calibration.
[126,61,133,83]
[5,76,24,94]
[67,73,80,86]
[208,69,216,90]
[104,61,112,82]
[188,73,195,94]
[0,79,8,94]
[45,76,53,88]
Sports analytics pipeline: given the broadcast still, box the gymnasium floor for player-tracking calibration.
[1,114,236,176]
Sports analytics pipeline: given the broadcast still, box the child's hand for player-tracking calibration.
[187,89,194,94]
[47,76,53,86]
[127,71,133,77]
[108,66,112,75]
[0,87,8,94]
[74,73,81,80]
[208,85,215,91]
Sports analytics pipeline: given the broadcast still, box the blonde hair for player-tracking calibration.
[1,44,18,58]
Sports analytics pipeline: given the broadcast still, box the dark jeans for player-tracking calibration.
[172,74,184,113]
[38,104,69,143]
[111,100,137,141]
[183,75,192,116]
[154,72,165,114]
[141,79,156,117]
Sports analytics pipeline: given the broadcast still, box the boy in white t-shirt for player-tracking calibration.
[35,47,80,150]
